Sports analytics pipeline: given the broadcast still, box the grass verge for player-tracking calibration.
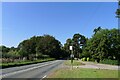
[0,58,55,69]
[48,68,118,78]
[64,60,85,66]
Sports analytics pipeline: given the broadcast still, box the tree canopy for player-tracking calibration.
[17,35,65,59]
[81,28,120,61]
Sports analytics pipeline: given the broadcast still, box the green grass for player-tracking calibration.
[48,60,119,78]
[0,58,55,68]
[64,60,85,66]
[48,68,118,78]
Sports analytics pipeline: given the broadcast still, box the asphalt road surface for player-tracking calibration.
[1,60,64,80]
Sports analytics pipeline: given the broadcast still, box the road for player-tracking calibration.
[1,60,64,80]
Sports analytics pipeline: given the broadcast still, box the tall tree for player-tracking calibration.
[93,26,102,35]
[116,1,120,18]
[82,28,120,62]
[36,35,62,59]
[72,33,81,58]
[63,38,72,57]
[63,33,87,59]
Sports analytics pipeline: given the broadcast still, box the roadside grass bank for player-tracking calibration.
[47,60,119,78]
[64,60,85,66]
[81,57,119,65]
[0,58,55,69]
[47,68,118,78]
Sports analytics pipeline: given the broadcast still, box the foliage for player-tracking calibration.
[81,28,120,62]
[36,35,62,59]
[81,57,86,61]
[1,34,69,63]
[17,34,65,59]
[100,59,119,65]
[116,1,120,18]
[87,57,89,61]
[0,58,55,69]
[93,26,102,35]
[63,33,87,59]
[63,38,72,57]
[1,27,120,65]
[72,33,86,58]
[0,45,10,54]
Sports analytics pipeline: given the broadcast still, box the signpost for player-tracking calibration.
[69,46,74,69]
[69,46,73,51]
[70,54,74,63]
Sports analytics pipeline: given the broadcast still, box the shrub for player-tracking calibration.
[82,57,86,61]
[100,59,119,65]
[1,58,55,69]
[90,58,95,61]
[87,57,89,61]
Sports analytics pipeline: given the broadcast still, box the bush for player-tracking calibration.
[100,59,119,65]
[42,55,50,58]
[82,57,86,61]
[1,58,55,69]
[87,57,89,61]
[96,58,100,63]
[90,58,95,61]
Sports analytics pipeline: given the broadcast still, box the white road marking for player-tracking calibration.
[42,75,47,78]
[0,60,58,78]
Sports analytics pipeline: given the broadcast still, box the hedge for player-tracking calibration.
[0,58,55,69]
[100,59,119,65]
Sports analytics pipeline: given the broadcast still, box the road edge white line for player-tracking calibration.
[42,75,47,78]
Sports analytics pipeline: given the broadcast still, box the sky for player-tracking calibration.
[2,2,118,47]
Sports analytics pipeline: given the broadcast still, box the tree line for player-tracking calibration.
[0,35,68,62]
[63,27,120,62]
[1,27,119,63]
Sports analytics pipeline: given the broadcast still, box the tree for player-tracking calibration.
[0,45,10,58]
[72,33,81,58]
[116,1,120,18]
[63,38,72,56]
[93,26,102,35]
[0,45,10,54]
[72,33,87,58]
[63,33,87,59]
[18,40,28,59]
[18,35,63,59]
[82,28,120,62]
[7,50,20,60]
[36,35,62,59]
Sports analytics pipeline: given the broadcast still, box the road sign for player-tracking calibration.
[69,46,73,50]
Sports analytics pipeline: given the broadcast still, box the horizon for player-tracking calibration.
[2,2,118,47]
